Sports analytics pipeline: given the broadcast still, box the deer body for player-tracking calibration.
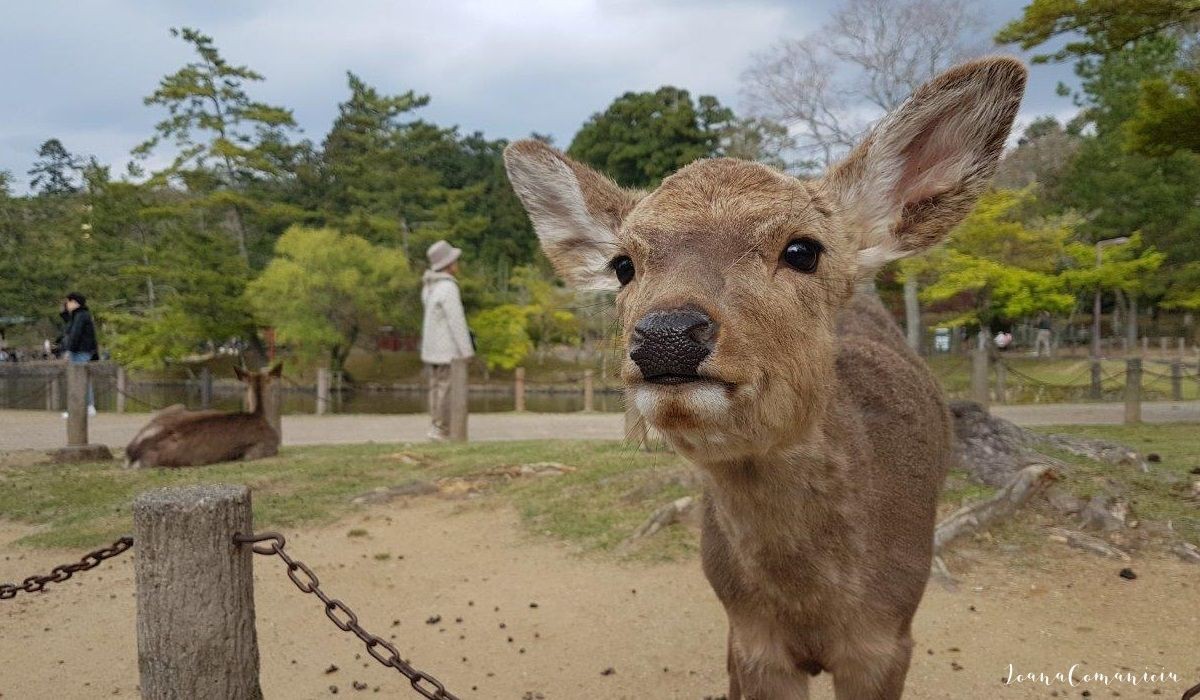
[124,366,281,469]
[506,58,1025,698]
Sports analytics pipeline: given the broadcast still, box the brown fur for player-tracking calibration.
[505,57,1026,699]
[124,365,281,469]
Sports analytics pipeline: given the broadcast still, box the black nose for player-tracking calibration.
[629,309,717,384]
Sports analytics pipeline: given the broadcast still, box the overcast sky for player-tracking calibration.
[0,0,1077,189]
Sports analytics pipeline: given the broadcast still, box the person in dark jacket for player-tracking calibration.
[61,291,98,415]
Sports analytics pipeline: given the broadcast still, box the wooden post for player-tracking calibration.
[994,360,1007,404]
[263,376,282,443]
[134,485,263,700]
[316,368,330,416]
[47,373,61,412]
[625,404,650,452]
[971,337,989,409]
[1159,336,1168,355]
[1179,337,1187,355]
[1120,337,1129,354]
[1142,336,1149,354]
[1089,360,1103,400]
[448,357,468,442]
[199,366,213,409]
[1124,357,1142,425]
[1171,360,1183,401]
[116,366,127,414]
[582,370,594,412]
[514,367,525,412]
[66,363,88,447]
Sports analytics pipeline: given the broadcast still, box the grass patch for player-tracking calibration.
[1029,423,1200,546]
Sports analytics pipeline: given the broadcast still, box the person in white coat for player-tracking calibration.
[421,240,474,440]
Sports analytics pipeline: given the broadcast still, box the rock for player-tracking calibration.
[1118,567,1137,580]
[1172,542,1200,564]
[600,667,615,676]
[350,481,437,505]
[1079,495,1128,532]
[1045,488,1084,516]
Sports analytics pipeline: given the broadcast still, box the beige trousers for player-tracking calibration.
[427,363,452,436]
[1035,329,1053,357]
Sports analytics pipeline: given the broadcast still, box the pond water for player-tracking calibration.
[0,376,626,414]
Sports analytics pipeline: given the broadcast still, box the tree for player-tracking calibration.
[245,227,412,372]
[135,27,298,263]
[742,0,986,350]
[996,0,1200,62]
[742,0,985,170]
[568,87,734,188]
[1127,68,1200,156]
[992,118,1081,190]
[718,117,797,171]
[28,139,84,195]
[1059,233,1165,344]
[920,189,1076,332]
[469,304,533,372]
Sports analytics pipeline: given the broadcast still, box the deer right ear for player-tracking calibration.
[233,366,248,382]
[504,140,641,290]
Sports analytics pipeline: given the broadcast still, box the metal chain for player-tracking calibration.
[0,536,133,600]
[234,532,461,700]
[1184,680,1200,700]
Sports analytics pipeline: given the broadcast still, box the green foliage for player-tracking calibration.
[245,226,412,371]
[920,189,1076,329]
[1127,68,1200,156]
[996,0,1200,62]
[469,304,533,371]
[1059,233,1165,296]
[568,87,734,187]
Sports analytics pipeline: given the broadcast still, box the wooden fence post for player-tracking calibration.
[199,366,213,410]
[316,368,330,416]
[1141,336,1149,354]
[514,367,525,412]
[448,357,469,441]
[582,370,594,412]
[625,404,649,451]
[971,337,990,409]
[1178,337,1187,355]
[47,372,61,412]
[1089,360,1103,400]
[1124,357,1142,425]
[994,360,1007,404]
[134,484,263,700]
[1171,360,1183,401]
[1159,337,1169,355]
[116,366,127,414]
[66,363,88,447]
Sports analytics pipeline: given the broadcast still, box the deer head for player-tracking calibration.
[234,363,282,413]
[505,58,1026,461]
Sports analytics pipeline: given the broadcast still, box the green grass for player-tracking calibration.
[0,440,690,558]
[3,425,1195,559]
[1031,423,1200,546]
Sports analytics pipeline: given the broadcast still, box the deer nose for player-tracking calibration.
[629,309,717,384]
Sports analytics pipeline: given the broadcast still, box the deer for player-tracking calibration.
[504,57,1026,699]
[124,364,282,469]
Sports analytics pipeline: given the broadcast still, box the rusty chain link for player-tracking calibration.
[234,531,461,700]
[1184,680,1200,700]
[0,536,133,600]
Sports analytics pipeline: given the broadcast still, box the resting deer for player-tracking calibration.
[124,364,281,469]
[505,58,1026,699]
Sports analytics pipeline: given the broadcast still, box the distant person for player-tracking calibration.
[42,338,52,360]
[994,330,1013,350]
[1034,312,1053,358]
[61,291,98,416]
[420,240,473,441]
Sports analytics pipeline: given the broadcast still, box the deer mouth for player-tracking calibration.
[643,372,704,385]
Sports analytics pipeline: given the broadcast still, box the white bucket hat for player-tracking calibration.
[426,240,462,271]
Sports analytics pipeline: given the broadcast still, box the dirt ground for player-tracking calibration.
[3,401,1200,453]
[2,500,1198,700]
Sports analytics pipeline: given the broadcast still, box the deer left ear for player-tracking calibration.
[825,57,1027,271]
[268,362,283,378]
[233,366,249,382]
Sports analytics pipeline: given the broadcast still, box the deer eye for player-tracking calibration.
[781,238,823,273]
[610,255,636,286]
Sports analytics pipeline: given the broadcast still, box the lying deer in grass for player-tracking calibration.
[506,58,1026,699]
[124,364,281,469]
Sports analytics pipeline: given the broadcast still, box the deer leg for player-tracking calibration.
[242,442,277,461]
[831,634,913,700]
[726,633,742,700]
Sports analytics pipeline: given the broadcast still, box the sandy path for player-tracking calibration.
[2,501,1198,699]
[2,401,1199,453]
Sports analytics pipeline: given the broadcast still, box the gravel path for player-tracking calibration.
[1,401,1197,453]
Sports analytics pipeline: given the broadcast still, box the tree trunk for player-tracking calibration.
[904,276,921,353]
[1125,295,1138,349]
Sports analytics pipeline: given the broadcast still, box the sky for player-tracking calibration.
[0,0,1078,190]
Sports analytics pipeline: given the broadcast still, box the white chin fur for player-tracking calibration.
[632,382,732,428]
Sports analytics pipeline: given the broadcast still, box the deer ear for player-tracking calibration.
[233,366,248,382]
[504,140,641,291]
[268,362,283,378]
[826,57,1027,271]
